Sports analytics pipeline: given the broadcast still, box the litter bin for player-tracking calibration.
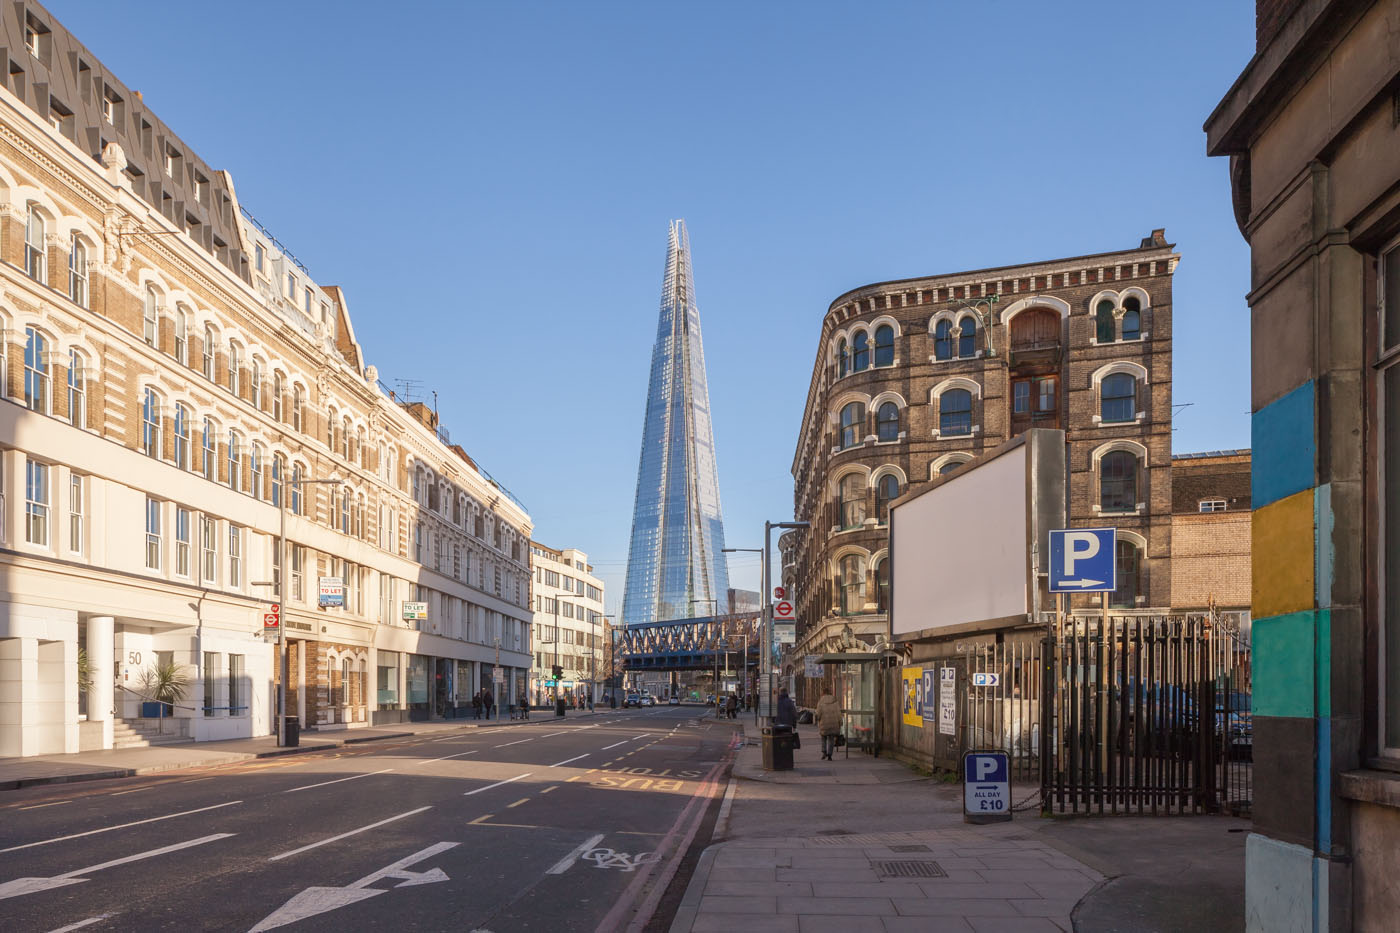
[283,715,300,747]
[762,724,794,771]
[556,698,567,717]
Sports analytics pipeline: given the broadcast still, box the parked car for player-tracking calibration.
[669,695,680,705]
[705,694,716,706]
[625,693,641,707]
[641,695,656,707]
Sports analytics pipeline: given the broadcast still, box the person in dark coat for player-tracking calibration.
[775,688,798,729]
[472,691,483,720]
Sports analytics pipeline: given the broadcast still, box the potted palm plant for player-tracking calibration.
[139,658,190,733]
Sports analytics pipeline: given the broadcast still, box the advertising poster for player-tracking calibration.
[939,667,957,736]
[901,666,923,728]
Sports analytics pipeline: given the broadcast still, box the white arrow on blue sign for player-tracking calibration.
[971,672,1000,687]
[1048,528,1117,593]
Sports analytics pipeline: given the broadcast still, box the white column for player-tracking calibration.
[87,616,115,750]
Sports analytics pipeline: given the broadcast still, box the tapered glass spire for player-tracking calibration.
[621,220,730,627]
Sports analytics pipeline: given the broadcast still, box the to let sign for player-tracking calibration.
[318,577,344,608]
[402,601,428,621]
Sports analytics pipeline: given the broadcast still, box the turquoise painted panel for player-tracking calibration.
[1254,611,1316,718]
[1316,609,1330,718]
[1253,382,1315,509]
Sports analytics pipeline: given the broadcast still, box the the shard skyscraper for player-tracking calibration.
[621,220,730,627]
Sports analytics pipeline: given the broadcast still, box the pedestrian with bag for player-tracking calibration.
[816,689,842,760]
[775,688,800,753]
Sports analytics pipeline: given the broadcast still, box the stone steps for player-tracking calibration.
[111,719,186,748]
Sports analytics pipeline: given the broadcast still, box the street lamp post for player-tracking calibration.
[691,598,718,715]
[723,547,763,720]
[275,474,342,746]
[762,521,810,723]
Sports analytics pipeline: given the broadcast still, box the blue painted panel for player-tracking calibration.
[1252,381,1315,509]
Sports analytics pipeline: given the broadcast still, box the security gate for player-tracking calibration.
[1042,611,1251,816]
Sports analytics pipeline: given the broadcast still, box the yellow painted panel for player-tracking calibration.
[1252,490,1314,618]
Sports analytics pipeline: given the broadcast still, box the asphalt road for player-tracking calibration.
[0,707,739,932]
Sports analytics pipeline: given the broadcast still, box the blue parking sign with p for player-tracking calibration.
[1048,528,1116,593]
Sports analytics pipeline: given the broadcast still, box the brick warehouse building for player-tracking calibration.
[780,233,1178,705]
[0,2,532,756]
[1206,0,1400,928]
[1170,449,1252,613]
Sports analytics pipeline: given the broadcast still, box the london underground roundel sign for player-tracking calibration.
[774,600,795,621]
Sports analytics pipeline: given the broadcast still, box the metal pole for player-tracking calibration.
[278,492,286,746]
[553,597,560,707]
[762,520,772,722]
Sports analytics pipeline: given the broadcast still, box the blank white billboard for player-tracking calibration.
[889,444,1027,637]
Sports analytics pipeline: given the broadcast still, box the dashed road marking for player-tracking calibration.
[284,768,394,794]
[109,786,153,796]
[507,798,529,809]
[550,754,589,767]
[463,772,532,796]
[268,807,433,861]
[540,786,559,794]
[18,800,71,810]
[0,800,244,853]
[545,833,606,875]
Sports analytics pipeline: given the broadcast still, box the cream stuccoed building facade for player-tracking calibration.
[0,2,532,757]
[528,543,605,706]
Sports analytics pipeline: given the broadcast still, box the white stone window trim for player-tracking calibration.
[929,377,981,439]
[929,453,974,478]
[1091,439,1148,517]
[1091,361,1149,426]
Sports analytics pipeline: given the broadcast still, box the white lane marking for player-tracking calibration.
[493,739,532,748]
[545,833,606,875]
[284,768,394,794]
[463,773,532,796]
[541,731,571,737]
[109,786,152,796]
[18,800,71,810]
[550,754,589,767]
[0,834,233,901]
[601,740,629,750]
[0,801,243,853]
[417,749,480,765]
[252,842,459,931]
[46,913,113,932]
[268,806,433,862]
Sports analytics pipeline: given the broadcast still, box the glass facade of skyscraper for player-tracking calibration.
[621,220,730,627]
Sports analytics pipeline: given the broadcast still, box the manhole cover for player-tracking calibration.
[888,844,931,853]
[872,860,946,879]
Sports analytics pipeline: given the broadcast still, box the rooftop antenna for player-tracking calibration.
[394,378,423,403]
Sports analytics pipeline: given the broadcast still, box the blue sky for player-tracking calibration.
[53,1,1256,610]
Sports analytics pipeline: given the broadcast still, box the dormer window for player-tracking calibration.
[287,271,296,300]
[254,243,264,272]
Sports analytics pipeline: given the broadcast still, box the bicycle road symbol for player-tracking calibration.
[581,847,659,872]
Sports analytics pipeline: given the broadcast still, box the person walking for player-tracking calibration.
[484,689,495,721]
[817,689,843,760]
[472,691,482,720]
[726,692,738,720]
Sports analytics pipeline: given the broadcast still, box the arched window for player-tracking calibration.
[24,328,49,413]
[875,474,900,524]
[174,405,191,470]
[837,339,848,378]
[839,473,866,529]
[1121,296,1142,341]
[851,331,870,372]
[1100,450,1138,512]
[1112,540,1142,608]
[1101,373,1137,423]
[357,428,367,468]
[876,401,900,441]
[939,459,966,475]
[25,207,45,281]
[250,443,264,500]
[1095,300,1116,344]
[201,418,216,479]
[271,455,284,508]
[272,373,284,422]
[143,287,159,346]
[875,559,890,612]
[934,319,953,360]
[68,235,87,307]
[228,342,242,396]
[292,385,304,431]
[291,463,304,514]
[141,388,161,458]
[939,389,972,436]
[873,325,895,367]
[67,349,85,427]
[838,554,865,615]
[227,429,242,490]
[958,316,977,358]
[342,416,352,460]
[839,401,865,449]
[202,325,216,380]
[326,407,336,449]
[173,310,188,365]
[251,359,264,410]
[341,487,351,534]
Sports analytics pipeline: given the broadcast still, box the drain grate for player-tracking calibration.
[888,844,932,853]
[872,859,946,879]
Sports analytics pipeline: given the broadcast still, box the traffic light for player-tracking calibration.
[552,664,564,679]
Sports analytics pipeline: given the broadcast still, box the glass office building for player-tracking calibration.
[621,220,730,627]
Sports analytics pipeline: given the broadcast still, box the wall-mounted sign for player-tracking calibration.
[773,599,795,622]
[939,667,957,736]
[318,577,344,608]
[774,623,796,644]
[402,601,428,621]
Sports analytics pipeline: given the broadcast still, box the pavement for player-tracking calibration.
[0,709,606,790]
[0,706,725,931]
[670,723,1248,933]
